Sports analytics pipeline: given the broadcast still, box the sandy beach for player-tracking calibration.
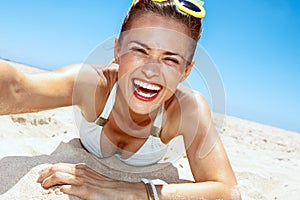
[0,60,299,200]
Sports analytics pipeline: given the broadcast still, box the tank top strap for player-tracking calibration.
[150,103,164,137]
[95,83,118,126]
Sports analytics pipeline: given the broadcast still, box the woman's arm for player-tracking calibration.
[156,138,241,199]
[0,60,81,115]
[154,92,241,199]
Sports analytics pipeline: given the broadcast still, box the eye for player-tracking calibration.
[164,57,180,65]
[131,47,148,55]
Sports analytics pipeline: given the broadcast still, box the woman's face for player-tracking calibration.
[115,13,196,115]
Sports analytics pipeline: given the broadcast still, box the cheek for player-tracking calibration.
[117,65,133,94]
[118,55,141,78]
[161,67,183,91]
[117,64,131,82]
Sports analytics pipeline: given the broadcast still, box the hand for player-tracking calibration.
[37,163,147,200]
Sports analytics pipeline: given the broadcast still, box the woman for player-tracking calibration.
[0,0,241,199]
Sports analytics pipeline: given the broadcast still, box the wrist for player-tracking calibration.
[120,181,149,200]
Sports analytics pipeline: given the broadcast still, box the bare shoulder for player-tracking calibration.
[176,85,212,145]
[90,63,119,85]
[162,85,211,143]
[175,84,212,125]
[73,63,119,121]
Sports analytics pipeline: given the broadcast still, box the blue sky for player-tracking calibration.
[0,0,299,133]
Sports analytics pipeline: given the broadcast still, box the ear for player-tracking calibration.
[180,61,195,82]
[114,37,120,64]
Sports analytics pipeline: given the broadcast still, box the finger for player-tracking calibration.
[37,163,78,183]
[60,185,91,200]
[43,163,78,175]
[41,171,79,189]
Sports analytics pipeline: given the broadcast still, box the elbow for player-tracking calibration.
[8,69,25,102]
[0,62,26,114]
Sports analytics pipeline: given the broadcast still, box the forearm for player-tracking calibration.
[0,62,45,115]
[156,182,241,200]
[0,61,76,115]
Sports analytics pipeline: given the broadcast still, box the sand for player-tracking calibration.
[0,60,299,200]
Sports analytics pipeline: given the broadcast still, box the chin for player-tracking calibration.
[128,100,161,115]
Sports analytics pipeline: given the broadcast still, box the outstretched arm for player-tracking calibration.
[0,60,81,115]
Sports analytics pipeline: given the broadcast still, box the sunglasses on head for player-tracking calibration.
[132,0,206,19]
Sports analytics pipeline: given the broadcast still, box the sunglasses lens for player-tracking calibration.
[178,0,201,12]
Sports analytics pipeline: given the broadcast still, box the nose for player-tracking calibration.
[141,59,161,79]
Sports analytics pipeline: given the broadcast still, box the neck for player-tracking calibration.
[128,106,157,126]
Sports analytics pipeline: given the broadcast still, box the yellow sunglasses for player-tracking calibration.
[132,0,206,19]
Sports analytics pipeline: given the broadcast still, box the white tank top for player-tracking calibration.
[79,83,168,166]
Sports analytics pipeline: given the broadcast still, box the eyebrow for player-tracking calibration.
[129,41,185,59]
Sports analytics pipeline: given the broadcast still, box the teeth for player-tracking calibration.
[134,80,161,91]
[136,89,157,98]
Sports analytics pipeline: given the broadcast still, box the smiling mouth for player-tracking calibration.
[132,79,162,102]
